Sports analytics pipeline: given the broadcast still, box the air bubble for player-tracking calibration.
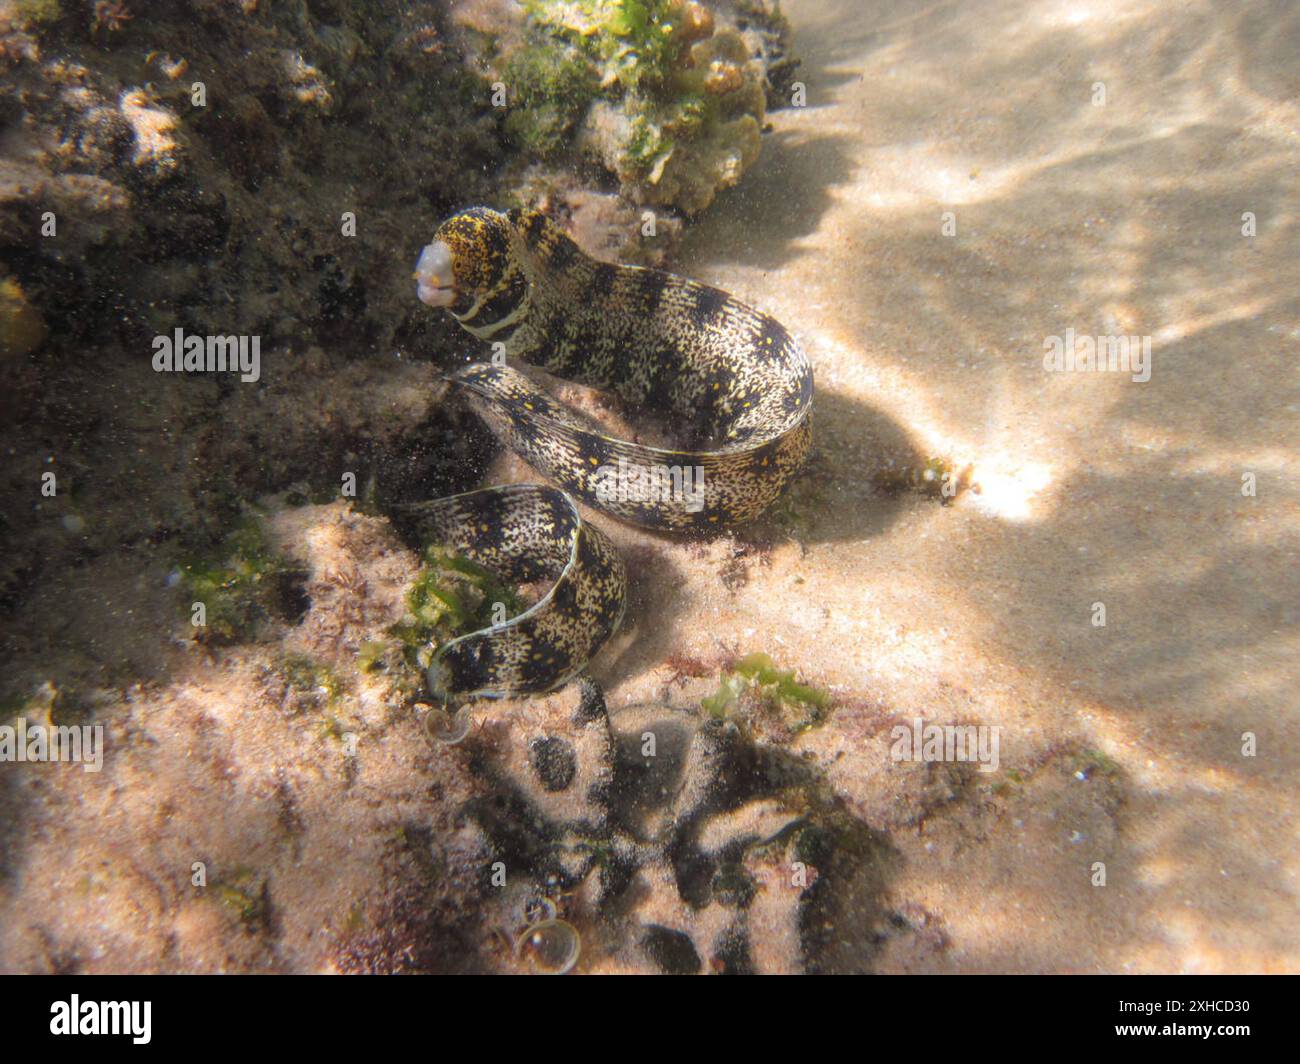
[517,918,580,975]
[423,704,471,745]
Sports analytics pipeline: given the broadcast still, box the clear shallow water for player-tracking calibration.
[1,0,1295,975]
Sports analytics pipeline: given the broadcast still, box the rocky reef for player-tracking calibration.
[448,0,799,219]
[0,0,510,620]
[0,0,798,618]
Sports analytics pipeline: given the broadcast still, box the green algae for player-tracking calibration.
[178,516,305,645]
[585,0,680,93]
[502,42,598,157]
[701,653,831,738]
[356,639,390,673]
[520,0,680,94]
[316,713,347,743]
[375,548,526,681]
[989,746,1122,799]
[14,0,62,27]
[1072,747,1121,780]
[211,867,269,929]
[502,0,679,158]
[278,653,343,707]
[502,0,765,208]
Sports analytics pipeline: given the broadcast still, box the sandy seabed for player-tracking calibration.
[1,0,1296,974]
[650,0,1297,971]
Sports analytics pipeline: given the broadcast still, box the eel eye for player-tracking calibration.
[415,241,456,306]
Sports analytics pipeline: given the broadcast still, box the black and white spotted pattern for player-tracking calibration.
[398,485,626,699]
[410,207,813,696]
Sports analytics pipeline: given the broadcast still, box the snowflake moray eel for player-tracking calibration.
[408,207,813,700]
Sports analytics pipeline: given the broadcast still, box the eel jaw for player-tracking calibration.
[414,240,456,307]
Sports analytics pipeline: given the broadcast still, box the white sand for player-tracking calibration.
[604,0,1298,971]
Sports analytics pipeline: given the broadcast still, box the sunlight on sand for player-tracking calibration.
[674,0,1300,971]
[966,458,1054,522]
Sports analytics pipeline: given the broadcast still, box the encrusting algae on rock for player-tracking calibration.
[177,513,307,647]
[701,651,832,741]
[452,0,791,213]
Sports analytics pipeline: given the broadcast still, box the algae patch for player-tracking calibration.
[490,0,774,212]
[277,653,344,713]
[701,652,831,741]
[209,866,271,932]
[375,548,526,683]
[501,39,599,157]
[177,515,307,646]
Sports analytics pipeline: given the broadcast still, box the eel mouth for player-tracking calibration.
[414,240,456,307]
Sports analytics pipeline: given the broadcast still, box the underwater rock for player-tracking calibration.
[118,89,183,180]
[0,274,47,359]
[451,0,791,215]
[280,50,335,113]
[572,10,769,213]
[202,94,280,191]
[727,0,801,108]
[509,170,685,265]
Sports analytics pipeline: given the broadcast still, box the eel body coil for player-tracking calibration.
[412,207,814,697]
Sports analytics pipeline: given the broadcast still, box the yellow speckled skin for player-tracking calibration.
[397,485,625,699]
[435,207,814,529]
[414,207,814,696]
